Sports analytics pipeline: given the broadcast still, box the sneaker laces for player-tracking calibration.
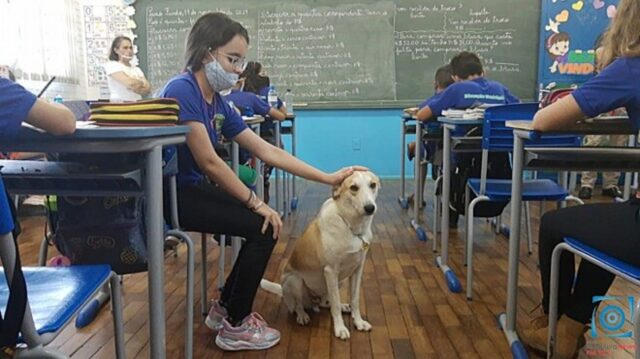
[243,315,264,332]
[248,312,269,327]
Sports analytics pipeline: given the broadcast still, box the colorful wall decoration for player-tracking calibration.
[537,0,619,93]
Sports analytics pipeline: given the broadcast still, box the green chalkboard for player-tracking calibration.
[134,0,540,108]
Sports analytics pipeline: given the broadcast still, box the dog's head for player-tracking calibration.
[332,171,380,216]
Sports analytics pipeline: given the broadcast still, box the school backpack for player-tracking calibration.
[449,126,511,218]
[51,153,148,275]
[539,87,574,108]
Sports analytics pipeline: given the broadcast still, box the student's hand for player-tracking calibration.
[253,202,282,239]
[404,107,418,115]
[327,165,369,186]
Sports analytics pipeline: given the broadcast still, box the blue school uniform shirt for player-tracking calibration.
[572,57,640,131]
[159,72,248,186]
[427,77,520,117]
[0,78,36,137]
[418,91,444,109]
[0,78,37,233]
[257,86,283,109]
[224,89,271,117]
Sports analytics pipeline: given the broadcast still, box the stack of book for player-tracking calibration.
[442,103,499,119]
[89,99,179,126]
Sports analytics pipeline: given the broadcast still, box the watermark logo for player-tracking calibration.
[591,295,635,338]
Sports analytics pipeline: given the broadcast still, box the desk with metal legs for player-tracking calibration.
[436,118,483,294]
[499,119,638,359]
[0,124,189,359]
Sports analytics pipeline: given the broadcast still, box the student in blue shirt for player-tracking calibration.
[0,78,76,236]
[523,1,640,356]
[405,64,454,206]
[159,13,363,351]
[415,51,520,121]
[241,61,286,113]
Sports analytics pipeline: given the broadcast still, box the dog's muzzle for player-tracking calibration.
[363,204,376,215]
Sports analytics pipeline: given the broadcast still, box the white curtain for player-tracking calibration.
[0,0,81,84]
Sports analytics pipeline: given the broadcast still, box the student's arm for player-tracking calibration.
[24,99,75,135]
[415,106,433,122]
[533,59,634,132]
[416,85,457,122]
[185,122,283,237]
[532,95,585,131]
[109,72,150,95]
[233,129,362,186]
[504,87,520,104]
[268,107,286,121]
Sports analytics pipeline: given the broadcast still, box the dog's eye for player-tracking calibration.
[369,182,377,190]
[350,185,359,192]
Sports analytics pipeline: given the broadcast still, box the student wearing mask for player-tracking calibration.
[104,36,151,102]
[522,1,640,357]
[159,12,363,351]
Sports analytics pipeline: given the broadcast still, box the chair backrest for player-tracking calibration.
[477,103,581,193]
[481,102,581,152]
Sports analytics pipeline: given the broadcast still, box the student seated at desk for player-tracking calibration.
[522,1,640,356]
[405,64,454,206]
[0,78,76,239]
[414,51,520,122]
[241,61,287,117]
[224,78,285,204]
[159,12,363,351]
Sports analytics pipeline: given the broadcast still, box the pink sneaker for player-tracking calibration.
[204,300,227,331]
[215,313,280,351]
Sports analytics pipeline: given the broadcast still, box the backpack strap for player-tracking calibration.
[0,233,28,357]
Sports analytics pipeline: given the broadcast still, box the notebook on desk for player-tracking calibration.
[62,100,91,121]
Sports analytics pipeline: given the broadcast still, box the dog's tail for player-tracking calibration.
[260,279,283,296]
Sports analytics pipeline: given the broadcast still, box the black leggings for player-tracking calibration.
[173,181,276,323]
[538,200,640,324]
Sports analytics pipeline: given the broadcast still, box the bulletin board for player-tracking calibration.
[537,0,619,92]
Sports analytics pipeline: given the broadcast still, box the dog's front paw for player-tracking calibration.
[296,311,311,325]
[340,303,351,313]
[354,318,372,331]
[333,324,350,340]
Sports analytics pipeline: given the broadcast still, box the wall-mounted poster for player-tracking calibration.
[537,0,619,94]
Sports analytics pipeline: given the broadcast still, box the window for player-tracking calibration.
[0,0,82,84]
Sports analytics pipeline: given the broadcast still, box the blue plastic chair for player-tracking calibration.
[465,103,583,300]
[547,238,640,359]
[0,178,125,358]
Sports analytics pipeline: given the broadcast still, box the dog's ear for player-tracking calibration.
[332,175,350,199]
[332,182,343,199]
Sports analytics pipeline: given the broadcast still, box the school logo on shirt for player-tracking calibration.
[213,113,225,142]
[463,93,505,101]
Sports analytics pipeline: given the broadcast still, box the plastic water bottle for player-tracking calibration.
[267,85,278,108]
[53,94,63,103]
[284,88,294,114]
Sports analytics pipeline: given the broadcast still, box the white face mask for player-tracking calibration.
[205,55,239,92]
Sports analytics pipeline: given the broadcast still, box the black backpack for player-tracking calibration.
[449,126,511,218]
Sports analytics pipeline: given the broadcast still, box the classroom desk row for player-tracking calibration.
[399,111,640,358]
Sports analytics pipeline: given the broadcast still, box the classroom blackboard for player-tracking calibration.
[133,0,541,108]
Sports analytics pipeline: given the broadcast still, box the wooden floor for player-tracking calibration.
[15,180,638,358]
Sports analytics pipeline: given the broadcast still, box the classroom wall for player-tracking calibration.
[281,109,416,179]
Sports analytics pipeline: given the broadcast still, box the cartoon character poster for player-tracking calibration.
[537,0,619,92]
